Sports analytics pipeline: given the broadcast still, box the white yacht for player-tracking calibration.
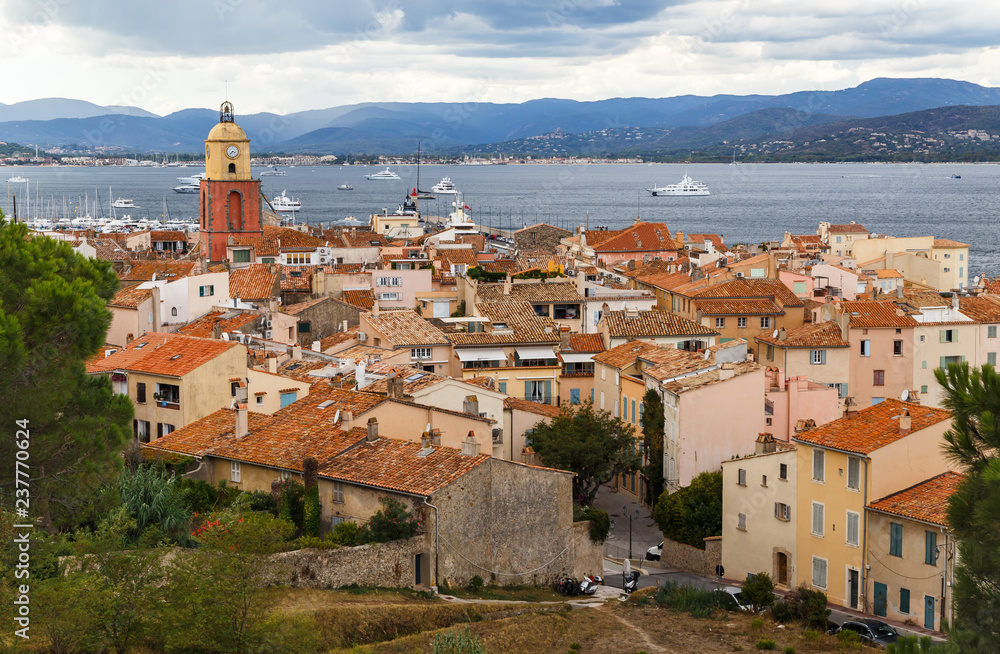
[270,190,301,212]
[112,197,138,209]
[176,172,205,185]
[647,173,710,196]
[337,183,353,191]
[173,185,200,194]
[365,167,401,181]
[260,167,286,176]
[6,175,29,183]
[431,177,457,194]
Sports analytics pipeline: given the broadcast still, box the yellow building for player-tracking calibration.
[792,399,953,612]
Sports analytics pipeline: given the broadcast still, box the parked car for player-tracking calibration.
[832,619,900,646]
[645,542,663,561]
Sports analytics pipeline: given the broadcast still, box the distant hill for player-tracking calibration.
[6,78,1000,157]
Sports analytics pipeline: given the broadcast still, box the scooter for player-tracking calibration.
[586,573,603,585]
[618,571,641,601]
[556,577,580,596]
[578,576,598,596]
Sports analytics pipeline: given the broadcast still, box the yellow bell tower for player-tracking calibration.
[204,101,252,180]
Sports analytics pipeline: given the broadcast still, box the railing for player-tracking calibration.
[764,398,774,416]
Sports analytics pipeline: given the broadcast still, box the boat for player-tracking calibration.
[341,215,364,225]
[111,197,138,209]
[176,172,205,185]
[270,190,301,212]
[730,148,740,166]
[413,142,435,199]
[6,175,29,183]
[647,173,710,196]
[951,174,962,179]
[366,167,401,181]
[172,185,200,194]
[260,167,286,176]
[431,177,458,194]
[337,183,353,191]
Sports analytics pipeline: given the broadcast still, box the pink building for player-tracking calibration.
[762,371,842,441]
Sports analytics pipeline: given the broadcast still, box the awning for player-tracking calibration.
[515,345,557,359]
[560,352,595,364]
[456,348,507,362]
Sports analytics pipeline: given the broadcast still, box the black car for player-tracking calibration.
[833,619,900,646]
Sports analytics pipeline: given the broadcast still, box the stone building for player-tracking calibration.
[514,223,572,254]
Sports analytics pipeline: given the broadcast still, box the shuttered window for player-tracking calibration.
[847,457,860,490]
[812,557,828,589]
[890,522,903,557]
[900,588,910,614]
[812,502,824,537]
[846,511,860,546]
[925,531,938,565]
[812,449,825,482]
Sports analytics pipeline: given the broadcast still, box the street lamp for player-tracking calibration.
[622,505,640,562]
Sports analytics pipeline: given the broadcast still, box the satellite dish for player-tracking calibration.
[974,276,982,285]
[772,330,779,338]
[901,389,909,401]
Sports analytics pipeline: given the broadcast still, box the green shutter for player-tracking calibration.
[940,356,947,370]
[890,523,903,556]
[926,531,937,565]
[900,588,910,614]
[544,380,552,405]
[524,381,531,401]
[821,350,827,364]
[199,286,205,297]
[939,330,946,343]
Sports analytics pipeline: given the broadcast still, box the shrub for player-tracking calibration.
[655,580,730,617]
[770,585,831,630]
[242,489,278,514]
[837,629,862,651]
[569,643,581,650]
[295,535,341,550]
[574,506,611,543]
[330,520,365,546]
[755,639,777,650]
[275,478,306,532]
[770,599,794,623]
[751,617,765,631]
[784,647,796,654]
[363,497,420,543]
[802,630,820,642]
[467,575,484,592]
[652,470,722,549]
[742,573,776,613]
[432,626,487,654]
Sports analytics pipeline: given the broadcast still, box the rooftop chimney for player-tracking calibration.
[371,301,380,318]
[755,432,777,454]
[366,417,379,442]
[235,403,249,439]
[266,354,277,374]
[387,373,405,399]
[312,340,321,351]
[952,294,959,312]
[463,395,480,416]
[234,380,248,404]
[777,327,787,341]
[291,344,302,360]
[430,428,442,447]
[418,430,434,456]
[461,431,481,457]
[899,409,911,435]
[503,276,512,296]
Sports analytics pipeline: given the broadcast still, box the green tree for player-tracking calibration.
[936,362,1000,651]
[363,496,420,543]
[640,389,665,504]
[652,470,722,549]
[302,457,320,538]
[740,572,776,613]
[0,217,132,530]
[118,464,192,543]
[527,401,641,505]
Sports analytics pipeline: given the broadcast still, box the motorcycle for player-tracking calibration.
[618,571,641,601]
[578,576,598,596]
[555,577,580,596]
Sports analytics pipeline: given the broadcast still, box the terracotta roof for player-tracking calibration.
[898,290,949,310]
[109,286,153,308]
[840,301,918,329]
[657,362,760,393]
[871,269,904,279]
[439,248,479,268]
[693,278,804,307]
[150,230,186,241]
[958,296,1000,323]
[592,222,678,253]
[868,472,964,527]
[933,239,969,248]
[593,340,665,369]
[319,327,360,350]
[685,233,726,249]
[582,228,626,248]
[503,397,563,418]
[365,309,450,347]
[335,344,394,362]
[465,376,498,391]
[262,225,329,250]
[279,266,313,291]
[229,264,278,300]
[363,366,451,395]
[144,408,270,457]
[601,310,718,338]
[454,301,560,346]
[828,223,869,234]
[566,333,606,353]
[754,321,850,348]
[176,310,259,338]
[342,290,376,310]
[120,261,197,282]
[321,229,389,248]
[635,272,695,291]
[276,360,341,385]
[318,437,491,496]
[87,332,241,377]
[482,260,519,274]
[211,420,365,471]
[92,238,130,261]
[284,296,331,315]
[794,399,951,455]
[695,298,782,316]
[477,281,583,304]
[641,349,713,381]
[617,259,677,279]
[457,234,486,251]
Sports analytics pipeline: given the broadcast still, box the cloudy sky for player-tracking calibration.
[1,0,998,115]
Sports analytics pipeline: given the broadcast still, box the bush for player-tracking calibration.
[768,585,831,630]
[363,497,420,543]
[742,573,776,613]
[330,520,365,546]
[243,490,278,514]
[770,599,794,623]
[751,617,765,631]
[295,535,341,550]
[837,629,862,650]
[784,647,796,654]
[755,639,777,650]
[574,506,611,543]
[652,470,722,549]
[275,478,306,532]
[655,581,730,618]
[432,625,487,654]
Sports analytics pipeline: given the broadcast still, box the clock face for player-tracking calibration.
[226,145,239,158]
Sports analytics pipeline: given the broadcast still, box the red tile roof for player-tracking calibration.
[693,278,805,307]
[342,289,376,310]
[695,298,782,316]
[144,408,271,457]
[503,397,563,418]
[959,296,1000,323]
[87,332,241,377]
[284,296,331,315]
[601,310,717,338]
[176,310,259,338]
[839,301,918,329]
[593,222,679,253]
[230,264,278,300]
[754,321,850,348]
[365,309,450,347]
[794,399,951,455]
[109,286,153,308]
[592,340,664,369]
[933,239,969,248]
[566,333,605,353]
[828,223,868,234]
[150,230,186,241]
[868,472,964,527]
[119,261,197,282]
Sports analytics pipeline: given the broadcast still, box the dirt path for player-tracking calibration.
[606,609,677,654]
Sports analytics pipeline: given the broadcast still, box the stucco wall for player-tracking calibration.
[847,326,913,408]
[269,537,430,589]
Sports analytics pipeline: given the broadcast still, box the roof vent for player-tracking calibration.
[318,400,335,409]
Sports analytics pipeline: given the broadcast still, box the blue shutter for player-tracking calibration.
[890,523,903,556]
[925,531,937,565]
[900,588,910,614]
[570,389,580,404]
[544,380,552,405]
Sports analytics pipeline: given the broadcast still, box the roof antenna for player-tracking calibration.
[225,79,228,101]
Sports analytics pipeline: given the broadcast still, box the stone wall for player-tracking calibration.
[658,535,722,578]
[269,536,430,589]
[570,521,605,580]
[515,224,572,254]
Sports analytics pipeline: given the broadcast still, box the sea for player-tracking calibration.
[5,162,999,275]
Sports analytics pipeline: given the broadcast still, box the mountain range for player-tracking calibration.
[5,78,1000,158]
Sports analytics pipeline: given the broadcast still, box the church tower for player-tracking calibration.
[199,101,263,262]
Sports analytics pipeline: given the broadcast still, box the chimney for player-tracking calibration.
[676,231,684,247]
[896,285,904,298]
[235,403,249,439]
[755,433,777,454]
[777,327,787,341]
[291,344,302,360]
[312,340,321,351]
[151,284,162,332]
[463,395,479,416]
[899,409,911,435]
[503,275,512,296]
[342,320,348,332]
[212,323,222,340]
[234,380,248,404]
[331,374,343,389]
[461,431,481,457]
[371,301,380,318]
[266,354,277,374]
[430,428,442,447]
[366,417,379,442]
[356,359,367,388]
[559,328,571,350]
[126,333,135,345]
[418,430,434,456]
[952,293,959,312]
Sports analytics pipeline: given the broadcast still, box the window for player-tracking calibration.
[377,276,402,287]
[553,304,580,319]
[900,588,910,614]
[233,249,251,263]
[793,281,807,295]
[230,461,241,483]
[943,267,951,273]
[280,470,292,481]
[762,475,767,487]
[812,556,828,589]
[570,389,580,404]
[873,370,885,386]
[812,502,825,536]
[872,397,885,405]
[920,334,925,343]
[925,531,938,565]
[499,382,507,394]
[990,353,997,367]
[156,423,175,439]
[171,307,178,317]
[774,502,791,521]
[811,350,826,365]
[155,383,180,404]
[737,468,747,486]
[760,316,771,329]
[136,382,146,403]
[135,420,150,442]
[380,292,401,301]
[812,449,825,482]
[847,457,860,490]
[715,317,725,329]
[860,340,871,357]
[525,380,552,404]
[299,322,311,334]
[989,326,998,339]
[737,317,747,329]
[921,385,928,394]
[779,463,788,480]
[890,522,903,557]
[411,347,432,360]
[332,482,344,503]
[893,340,903,356]
[737,513,746,530]
[940,329,956,343]
[279,391,297,408]
[287,253,312,265]
[846,511,860,547]
[199,285,215,297]
[256,395,263,405]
